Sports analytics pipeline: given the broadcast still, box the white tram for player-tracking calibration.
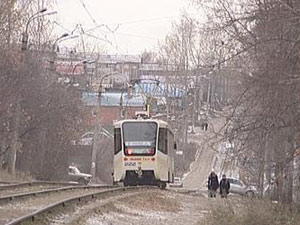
[113,116,176,189]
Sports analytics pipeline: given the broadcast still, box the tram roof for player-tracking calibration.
[113,118,169,128]
[82,91,144,107]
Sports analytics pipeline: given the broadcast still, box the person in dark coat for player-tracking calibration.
[208,171,219,198]
[219,174,230,198]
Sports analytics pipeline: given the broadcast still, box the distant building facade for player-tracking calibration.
[81,92,145,126]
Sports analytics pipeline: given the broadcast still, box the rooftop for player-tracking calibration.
[81,91,145,107]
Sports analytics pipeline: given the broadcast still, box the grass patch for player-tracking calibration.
[0,170,34,182]
[199,199,300,225]
[118,191,181,213]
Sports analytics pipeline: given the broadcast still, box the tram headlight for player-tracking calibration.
[125,148,133,155]
[148,148,154,154]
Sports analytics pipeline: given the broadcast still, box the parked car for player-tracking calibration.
[75,129,113,146]
[78,132,94,145]
[68,165,92,185]
[227,177,257,197]
[169,177,183,188]
[263,182,278,200]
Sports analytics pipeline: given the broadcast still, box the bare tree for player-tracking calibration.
[192,0,300,204]
[0,1,84,180]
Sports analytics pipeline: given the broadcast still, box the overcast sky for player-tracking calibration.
[54,0,191,55]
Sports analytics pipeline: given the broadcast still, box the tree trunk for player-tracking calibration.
[258,134,266,197]
[8,102,21,174]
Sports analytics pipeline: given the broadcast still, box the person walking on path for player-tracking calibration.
[208,171,219,198]
[219,174,230,198]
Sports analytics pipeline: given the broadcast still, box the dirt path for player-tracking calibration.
[183,117,225,189]
[45,189,223,225]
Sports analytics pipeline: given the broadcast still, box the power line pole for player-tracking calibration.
[91,72,118,182]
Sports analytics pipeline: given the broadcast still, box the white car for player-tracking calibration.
[78,132,94,145]
[226,177,257,197]
[68,166,92,185]
[169,177,183,188]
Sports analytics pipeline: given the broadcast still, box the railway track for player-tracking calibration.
[0,183,114,225]
[1,185,155,225]
[0,181,80,189]
[0,181,81,197]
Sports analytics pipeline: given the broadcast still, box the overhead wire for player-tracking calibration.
[78,0,113,37]
[77,0,124,54]
[71,24,80,35]
[84,16,175,37]
[70,1,193,55]
[75,1,182,55]
[115,32,159,40]
[77,0,108,37]
[78,0,97,26]
[78,23,87,58]
[82,28,127,55]
[86,24,105,33]
[55,2,210,55]
[53,21,72,33]
[110,16,175,26]
[83,32,112,45]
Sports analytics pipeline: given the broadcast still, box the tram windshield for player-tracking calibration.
[122,122,157,156]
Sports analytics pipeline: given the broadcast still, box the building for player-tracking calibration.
[81,91,145,127]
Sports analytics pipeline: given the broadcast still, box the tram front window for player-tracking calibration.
[123,122,157,156]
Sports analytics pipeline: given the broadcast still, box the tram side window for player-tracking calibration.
[158,128,168,154]
[114,128,121,154]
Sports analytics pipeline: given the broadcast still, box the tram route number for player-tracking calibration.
[124,162,136,166]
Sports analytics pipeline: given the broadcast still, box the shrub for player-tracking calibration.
[199,198,300,225]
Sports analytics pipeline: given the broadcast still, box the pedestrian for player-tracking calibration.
[204,122,208,131]
[202,122,208,131]
[208,171,219,198]
[219,174,230,198]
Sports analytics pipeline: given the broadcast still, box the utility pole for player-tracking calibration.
[206,73,211,116]
[91,72,118,181]
[21,8,48,51]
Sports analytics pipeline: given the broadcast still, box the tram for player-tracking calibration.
[113,113,176,189]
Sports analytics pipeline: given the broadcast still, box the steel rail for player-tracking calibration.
[0,181,81,190]
[0,182,16,185]
[6,186,153,225]
[0,184,113,204]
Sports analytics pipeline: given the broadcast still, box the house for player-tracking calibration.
[81,91,145,127]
